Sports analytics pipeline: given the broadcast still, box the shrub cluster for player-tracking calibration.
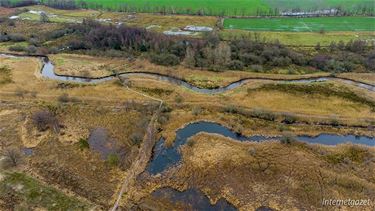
[31,110,60,132]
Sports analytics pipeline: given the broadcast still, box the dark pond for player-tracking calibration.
[88,128,118,159]
[256,206,276,211]
[151,187,237,211]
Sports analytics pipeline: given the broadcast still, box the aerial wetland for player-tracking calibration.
[1,0,375,210]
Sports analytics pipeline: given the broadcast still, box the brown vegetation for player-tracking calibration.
[168,133,375,210]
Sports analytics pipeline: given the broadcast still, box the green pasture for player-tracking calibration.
[224,17,375,32]
[51,0,269,16]
[265,0,374,12]
[34,0,375,16]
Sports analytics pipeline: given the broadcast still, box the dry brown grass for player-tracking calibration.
[18,5,216,33]
[50,54,332,88]
[0,56,147,103]
[0,20,62,36]
[160,107,375,147]
[98,12,217,32]
[2,56,374,145]
[30,139,120,208]
[50,54,124,78]
[232,88,374,119]
[169,133,375,210]
[221,30,375,46]
[49,54,375,92]
[0,108,22,150]
[127,79,375,142]
[339,73,375,86]
[57,104,149,148]
[22,5,100,18]
[0,7,16,16]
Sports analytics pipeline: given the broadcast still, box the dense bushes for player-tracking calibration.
[43,0,77,10]
[8,45,25,52]
[0,33,27,42]
[365,51,375,71]
[41,20,374,73]
[48,28,75,39]
[150,53,180,66]
[31,110,60,132]
[0,0,36,7]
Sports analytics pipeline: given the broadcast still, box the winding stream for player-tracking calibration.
[2,53,375,170]
[2,53,374,210]
[147,121,375,175]
[40,57,375,93]
[2,53,374,93]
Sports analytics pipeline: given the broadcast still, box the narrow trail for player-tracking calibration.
[110,77,163,211]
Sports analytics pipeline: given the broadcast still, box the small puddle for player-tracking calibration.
[256,206,276,211]
[22,148,33,156]
[88,128,118,159]
[147,121,375,175]
[151,187,237,211]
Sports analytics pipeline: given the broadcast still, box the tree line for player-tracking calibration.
[1,18,374,73]
[50,20,374,73]
[1,0,374,16]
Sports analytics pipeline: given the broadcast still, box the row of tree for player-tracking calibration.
[0,0,36,7]
[1,0,374,16]
[47,20,373,73]
[1,18,373,73]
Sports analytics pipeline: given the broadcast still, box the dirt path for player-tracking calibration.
[110,78,163,211]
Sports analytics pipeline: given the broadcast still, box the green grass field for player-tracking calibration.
[265,0,374,11]
[53,0,269,16]
[224,17,375,32]
[0,172,90,210]
[35,0,375,16]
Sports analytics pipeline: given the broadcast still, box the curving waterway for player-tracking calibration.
[147,121,375,175]
[1,53,374,94]
[2,53,374,210]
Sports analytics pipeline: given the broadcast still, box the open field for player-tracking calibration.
[28,0,374,16]
[55,0,269,16]
[9,5,217,33]
[221,30,375,45]
[224,17,375,32]
[265,0,374,12]
[3,6,374,46]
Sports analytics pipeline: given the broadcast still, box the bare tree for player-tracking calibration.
[183,46,196,68]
